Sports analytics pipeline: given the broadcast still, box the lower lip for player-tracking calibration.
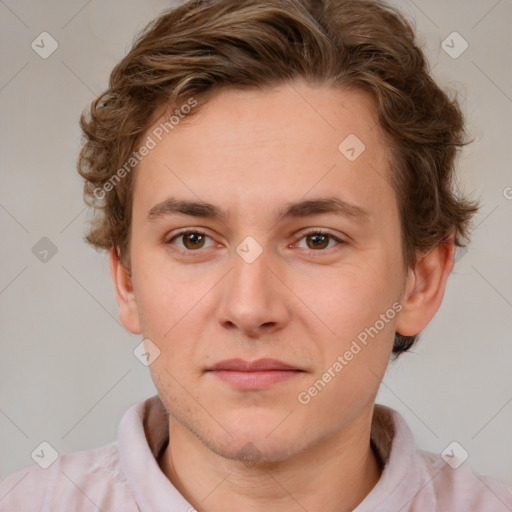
[208,370,302,389]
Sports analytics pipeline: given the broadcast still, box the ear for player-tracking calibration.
[110,248,141,334]
[395,235,455,336]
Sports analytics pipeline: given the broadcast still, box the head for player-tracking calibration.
[78,0,479,463]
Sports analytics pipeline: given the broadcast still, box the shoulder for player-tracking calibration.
[0,442,138,512]
[370,404,512,511]
[417,448,512,511]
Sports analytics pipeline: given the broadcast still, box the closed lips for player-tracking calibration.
[205,358,303,372]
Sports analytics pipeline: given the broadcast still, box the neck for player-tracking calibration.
[158,407,383,512]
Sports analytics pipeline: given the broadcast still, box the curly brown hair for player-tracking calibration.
[77,0,479,356]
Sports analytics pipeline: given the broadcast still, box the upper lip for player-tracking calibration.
[206,358,302,372]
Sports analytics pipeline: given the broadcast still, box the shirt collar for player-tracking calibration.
[118,395,428,512]
[355,403,426,511]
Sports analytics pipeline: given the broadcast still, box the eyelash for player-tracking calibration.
[165,228,346,255]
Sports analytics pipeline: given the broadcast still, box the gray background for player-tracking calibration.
[1,0,511,487]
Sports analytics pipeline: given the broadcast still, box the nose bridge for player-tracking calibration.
[232,246,270,296]
[216,240,288,334]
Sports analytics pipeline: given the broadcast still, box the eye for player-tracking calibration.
[295,230,345,251]
[167,229,216,251]
[165,229,345,254]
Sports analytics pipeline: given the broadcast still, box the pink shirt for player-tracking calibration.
[1,395,511,511]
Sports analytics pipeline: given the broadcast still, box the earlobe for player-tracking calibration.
[395,236,455,337]
[109,248,142,334]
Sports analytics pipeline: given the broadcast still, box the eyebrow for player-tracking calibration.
[147,196,370,223]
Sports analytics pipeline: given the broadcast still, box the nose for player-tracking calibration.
[216,246,290,338]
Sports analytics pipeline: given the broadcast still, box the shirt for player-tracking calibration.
[1,394,511,511]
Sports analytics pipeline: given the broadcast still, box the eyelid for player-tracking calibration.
[165,228,218,252]
[294,227,347,242]
[291,228,347,250]
[166,227,210,240]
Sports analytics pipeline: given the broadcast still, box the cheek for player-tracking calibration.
[293,261,396,335]
[294,263,400,391]
[131,252,197,333]
[131,269,211,368]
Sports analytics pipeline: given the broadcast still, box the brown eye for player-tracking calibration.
[168,230,214,251]
[306,233,330,250]
[296,231,345,251]
[182,232,206,250]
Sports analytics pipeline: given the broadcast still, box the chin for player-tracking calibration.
[160,385,322,464]
[207,434,304,467]
[201,415,313,466]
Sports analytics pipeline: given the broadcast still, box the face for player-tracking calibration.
[115,81,412,463]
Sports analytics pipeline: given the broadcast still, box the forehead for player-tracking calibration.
[133,81,395,224]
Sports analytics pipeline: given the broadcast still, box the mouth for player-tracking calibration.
[205,358,305,390]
